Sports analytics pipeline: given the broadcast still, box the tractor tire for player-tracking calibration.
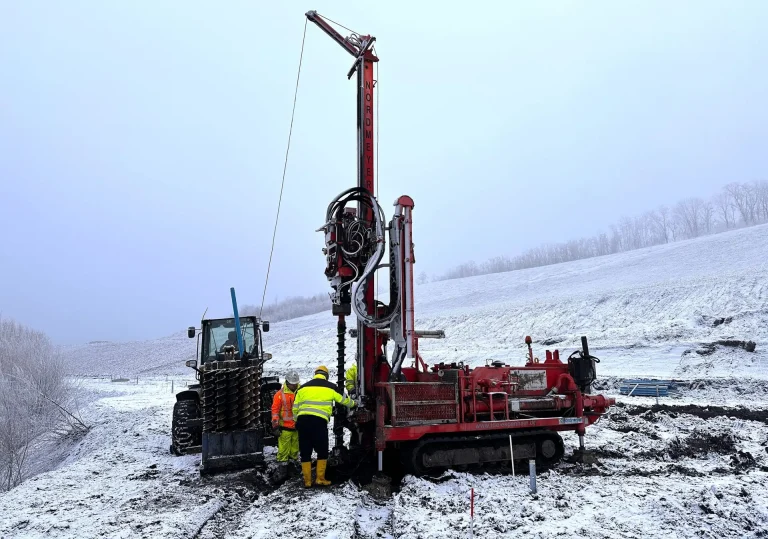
[259,378,282,445]
[171,399,202,456]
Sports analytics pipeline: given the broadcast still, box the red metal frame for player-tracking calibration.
[308,12,615,464]
[380,352,613,447]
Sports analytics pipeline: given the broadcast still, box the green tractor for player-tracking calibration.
[171,315,281,473]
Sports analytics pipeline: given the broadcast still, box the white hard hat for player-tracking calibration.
[285,371,300,385]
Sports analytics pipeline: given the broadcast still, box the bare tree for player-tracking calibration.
[637,212,655,248]
[755,180,768,223]
[617,216,634,251]
[417,272,429,285]
[649,206,673,243]
[596,233,611,256]
[714,191,735,229]
[701,201,715,234]
[674,198,705,238]
[725,182,758,225]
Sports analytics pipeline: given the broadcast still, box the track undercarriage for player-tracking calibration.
[406,430,565,475]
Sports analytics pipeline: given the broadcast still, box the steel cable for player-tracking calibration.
[259,18,308,318]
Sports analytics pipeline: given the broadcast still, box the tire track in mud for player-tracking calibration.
[192,490,253,539]
[189,470,279,539]
[591,401,768,481]
[616,402,768,424]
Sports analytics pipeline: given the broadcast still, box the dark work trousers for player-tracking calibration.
[297,414,329,463]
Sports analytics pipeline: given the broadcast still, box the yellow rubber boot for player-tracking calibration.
[301,462,313,488]
[315,459,331,486]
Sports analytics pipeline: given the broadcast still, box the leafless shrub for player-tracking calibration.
[0,318,88,491]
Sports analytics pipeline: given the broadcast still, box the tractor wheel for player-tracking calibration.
[171,399,201,455]
[259,378,282,444]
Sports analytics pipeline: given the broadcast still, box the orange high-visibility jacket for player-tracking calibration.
[271,384,296,429]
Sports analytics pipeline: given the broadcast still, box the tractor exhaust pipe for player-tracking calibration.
[231,287,244,358]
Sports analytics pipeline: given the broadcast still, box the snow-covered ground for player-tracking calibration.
[3,224,768,538]
[1,378,766,538]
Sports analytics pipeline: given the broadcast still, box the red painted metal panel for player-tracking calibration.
[382,416,588,442]
[360,56,379,397]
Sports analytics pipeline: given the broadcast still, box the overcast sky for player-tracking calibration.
[1,1,767,344]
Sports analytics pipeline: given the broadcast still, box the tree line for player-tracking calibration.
[436,181,768,281]
[240,293,329,322]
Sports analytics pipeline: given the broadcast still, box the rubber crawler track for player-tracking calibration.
[406,429,565,475]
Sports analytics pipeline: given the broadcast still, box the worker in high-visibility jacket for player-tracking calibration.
[292,365,355,487]
[344,363,358,397]
[271,371,300,477]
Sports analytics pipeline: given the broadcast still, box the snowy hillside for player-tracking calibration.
[63,223,768,381]
[4,225,768,539]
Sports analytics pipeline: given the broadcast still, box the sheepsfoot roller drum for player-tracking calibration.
[199,358,264,474]
[171,312,281,475]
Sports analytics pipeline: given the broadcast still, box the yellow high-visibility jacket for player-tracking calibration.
[345,364,358,394]
[293,374,354,422]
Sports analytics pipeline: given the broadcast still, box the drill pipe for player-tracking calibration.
[334,316,346,449]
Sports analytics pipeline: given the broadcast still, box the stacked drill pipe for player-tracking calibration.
[201,359,262,433]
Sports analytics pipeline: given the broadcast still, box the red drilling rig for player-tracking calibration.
[307,11,614,476]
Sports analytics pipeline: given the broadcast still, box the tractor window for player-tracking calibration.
[202,318,258,363]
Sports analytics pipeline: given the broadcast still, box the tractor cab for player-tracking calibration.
[186,316,271,373]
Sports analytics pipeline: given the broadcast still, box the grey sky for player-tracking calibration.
[1,1,766,344]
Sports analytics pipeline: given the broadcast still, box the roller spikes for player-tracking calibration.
[225,369,240,430]
[250,363,272,429]
[215,369,228,431]
[242,366,259,429]
[238,367,250,429]
[202,370,216,432]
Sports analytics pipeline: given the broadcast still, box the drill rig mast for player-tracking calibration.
[306,10,384,453]
[308,11,614,476]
